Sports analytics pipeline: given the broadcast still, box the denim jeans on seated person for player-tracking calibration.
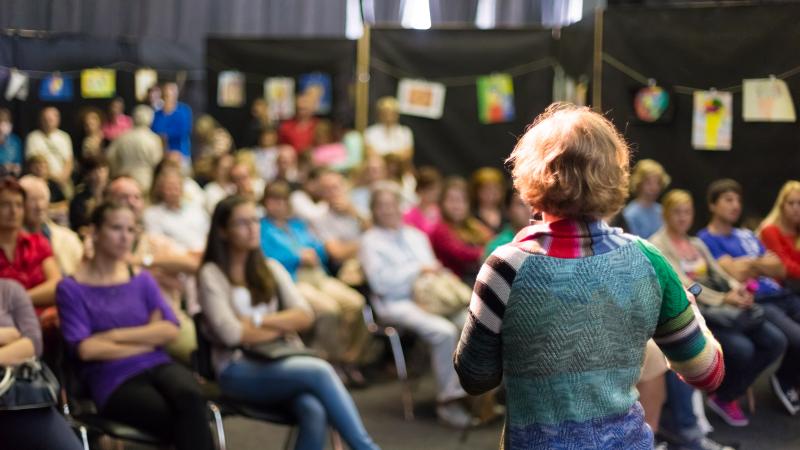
[757,294,800,384]
[219,355,379,450]
[660,372,703,443]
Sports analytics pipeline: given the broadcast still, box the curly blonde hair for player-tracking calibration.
[506,103,630,219]
[629,159,671,195]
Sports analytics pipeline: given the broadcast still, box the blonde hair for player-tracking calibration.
[507,103,630,219]
[661,189,693,220]
[630,159,671,195]
[758,180,800,238]
[376,96,399,113]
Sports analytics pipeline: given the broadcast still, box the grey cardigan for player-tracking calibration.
[197,258,313,373]
[649,227,741,307]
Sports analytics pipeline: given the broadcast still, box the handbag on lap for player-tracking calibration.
[0,358,59,410]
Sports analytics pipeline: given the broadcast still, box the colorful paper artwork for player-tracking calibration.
[397,79,446,120]
[4,69,28,101]
[634,85,671,123]
[476,73,515,124]
[264,77,296,120]
[81,68,116,98]
[692,90,732,151]
[742,78,796,122]
[135,69,158,102]
[39,73,74,102]
[298,72,332,115]
[217,71,246,108]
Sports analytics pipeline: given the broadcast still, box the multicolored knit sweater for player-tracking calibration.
[454,219,724,449]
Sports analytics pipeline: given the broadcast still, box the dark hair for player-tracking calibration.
[707,178,742,206]
[439,176,470,224]
[262,180,291,202]
[415,166,442,192]
[89,201,133,229]
[82,154,109,173]
[0,176,25,201]
[203,196,276,305]
[0,107,11,122]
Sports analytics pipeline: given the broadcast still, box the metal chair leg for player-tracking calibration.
[79,424,90,450]
[208,402,227,450]
[385,327,414,420]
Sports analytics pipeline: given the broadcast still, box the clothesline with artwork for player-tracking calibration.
[216,71,334,119]
[606,53,800,151]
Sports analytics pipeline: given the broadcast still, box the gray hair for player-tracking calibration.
[133,105,155,127]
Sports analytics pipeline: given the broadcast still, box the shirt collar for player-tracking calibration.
[512,218,634,258]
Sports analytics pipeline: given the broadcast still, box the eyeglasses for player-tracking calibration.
[229,217,259,229]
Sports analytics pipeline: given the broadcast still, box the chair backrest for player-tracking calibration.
[192,312,217,381]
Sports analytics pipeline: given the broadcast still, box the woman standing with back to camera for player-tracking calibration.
[454,104,725,449]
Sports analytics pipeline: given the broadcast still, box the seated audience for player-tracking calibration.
[261,181,368,385]
[151,82,193,165]
[57,201,213,449]
[698,179,800,415]
[364,97,413,162]
[430,177,492,282]
[759,180,800,289]
[69,155,109,236]
[198,196,379,450]
[251,127,280,182]
[454,104,724,449]
[361,186,474,427]
[144,165,210,253]
[470,167,507,235]
[310,171,370,281]
[0,107,22,176]
[0,177,61,315]
[106,176,200,364]
[384,153,417,210]
[106,105,163,193]
[279,93,319,154]
[20,175,83,276]
[229,158,265,206]
[275,145,302,189]
[623,159,670,238]
[403,166,442,236]
[290,167,329,224]
[25,107,73,196]
[351,155,389,218]
[484,189,532,257]
[203,153,236,214]
[102,97,133,141]
[77,107,107,163]
[26,154,67,216]
[243,98,273,148]
[0,279,83,450]
[651,189,786,429]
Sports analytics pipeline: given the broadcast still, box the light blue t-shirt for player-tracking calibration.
[622,201,663,238]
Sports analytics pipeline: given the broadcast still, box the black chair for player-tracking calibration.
[362,295,415,420]
[192,312,344,450]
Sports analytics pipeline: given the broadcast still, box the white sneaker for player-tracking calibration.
[436,402,474,428]
[771,374,800,416]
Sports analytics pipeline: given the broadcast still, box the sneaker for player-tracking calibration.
[705,395,749,427]
[654,441,670,450]
[436,402,474,428]
[771,374,800,416]
[678,436,737,450]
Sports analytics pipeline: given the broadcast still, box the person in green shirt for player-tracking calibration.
[483,189,531,258]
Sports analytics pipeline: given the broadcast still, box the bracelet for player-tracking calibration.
[252,312,264,328]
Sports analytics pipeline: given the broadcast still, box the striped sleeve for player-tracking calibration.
[454,244,527,395]
[636,240,725,392]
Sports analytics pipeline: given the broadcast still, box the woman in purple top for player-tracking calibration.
[56,201,213,450]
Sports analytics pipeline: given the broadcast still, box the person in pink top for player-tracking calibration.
[403,166,442,236]
[759,180,800,289]
[102,97,133,141]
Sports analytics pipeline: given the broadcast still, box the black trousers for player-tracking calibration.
[0,407,83,450]
[101,362,214,450]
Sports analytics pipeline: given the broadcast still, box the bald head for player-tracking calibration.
[106,176,145,217]
[19,175,50,228]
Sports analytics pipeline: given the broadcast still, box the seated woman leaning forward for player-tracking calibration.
[56,201,214,450]
[454,104,725,449]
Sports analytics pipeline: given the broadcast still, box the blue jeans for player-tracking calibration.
[758,296,800,384]
[660,372,702,442]
[219,356,378,450]
[710,320,786,401]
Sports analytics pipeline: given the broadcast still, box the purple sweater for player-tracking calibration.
[56,271,178,408]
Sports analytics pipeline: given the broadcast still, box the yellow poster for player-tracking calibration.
[81,68,116,99]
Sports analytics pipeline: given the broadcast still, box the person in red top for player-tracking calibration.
[430,177,492,283]
[759,180,800,289]
[278,93,319,154]
[0,177,61,318]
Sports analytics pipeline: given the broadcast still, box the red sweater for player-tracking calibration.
[760,224,800,279]
[430,222,484,279]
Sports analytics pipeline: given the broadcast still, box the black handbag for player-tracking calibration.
[701,304,766,333]
[240,334,316,362]
[0,359,59,410]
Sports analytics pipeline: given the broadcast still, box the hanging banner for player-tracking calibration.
[692,90,732,151]
[135,69,158,102]
[742,78,796,122]
[4,69,28,101]
[476,73,515,124]
[264,77,295,120]
[632,85,674,124]
[81,68,116,98]
[217,70,246,108]
[39,73,74,102]
[397,78,446,119]
[298,72,332,115]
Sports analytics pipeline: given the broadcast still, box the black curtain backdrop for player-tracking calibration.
[602,4,800,229]
[369,28,555,176]
[205,38,356,149]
